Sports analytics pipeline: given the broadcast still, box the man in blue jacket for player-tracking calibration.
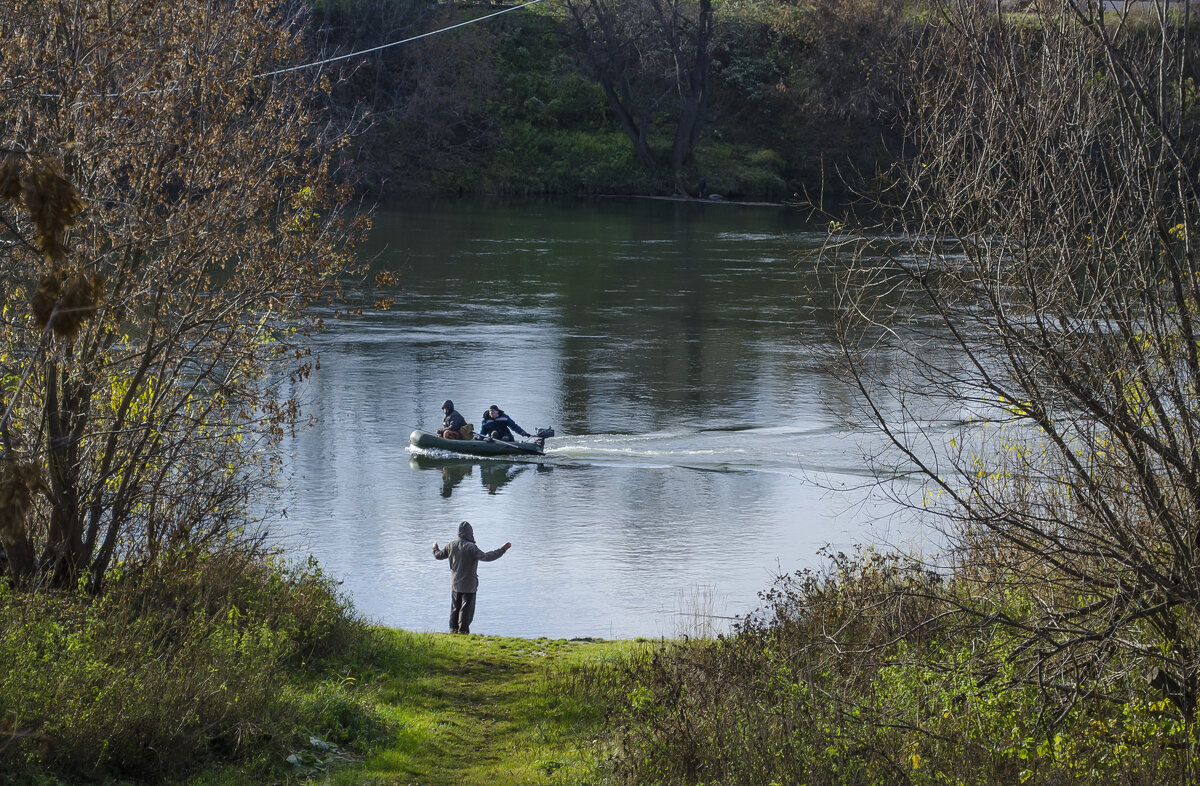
[480,404,530,441]
[432,521,511,634]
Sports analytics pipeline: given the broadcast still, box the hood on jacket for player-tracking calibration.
[458,521,475,542]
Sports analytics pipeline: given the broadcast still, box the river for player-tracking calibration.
[268,197,932,639]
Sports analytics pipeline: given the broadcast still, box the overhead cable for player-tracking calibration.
[256,0,549,79]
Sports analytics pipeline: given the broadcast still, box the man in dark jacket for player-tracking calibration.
[437,399,467,439]
[432,521,511,634]
[480,405,530,441]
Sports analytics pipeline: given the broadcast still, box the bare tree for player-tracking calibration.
[0,0,361,591]
[830,0,1200,723]
[566,0,713,174]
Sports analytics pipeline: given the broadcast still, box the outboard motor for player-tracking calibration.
[534,426,554,449]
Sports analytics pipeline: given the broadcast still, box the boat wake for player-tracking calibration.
[537,427,871,477]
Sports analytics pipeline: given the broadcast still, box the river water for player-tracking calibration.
[269,197,932,639]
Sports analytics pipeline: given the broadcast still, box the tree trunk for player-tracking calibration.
[669,0,711,172]
[43,363,91,588]
[1,533,36,585]
[600,82,658,169]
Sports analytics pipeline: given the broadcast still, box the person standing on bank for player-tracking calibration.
[432,521,511,634]
[480,404,530,441]
[437,399,467,439]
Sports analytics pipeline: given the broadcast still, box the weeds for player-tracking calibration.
[590,548,1198,784]
[0,545,376,782]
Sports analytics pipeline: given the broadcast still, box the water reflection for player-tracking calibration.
[409,454,547,497]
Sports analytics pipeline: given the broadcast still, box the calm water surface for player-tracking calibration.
[270,198,931,638]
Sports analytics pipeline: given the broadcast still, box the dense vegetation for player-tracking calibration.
[0,1,373,780]
[0,0,364,595]
[307,0,906,200]
[0,549,372,781]
[587,549,1197,783]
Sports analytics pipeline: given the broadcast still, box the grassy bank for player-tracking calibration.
[250,630,639,785]
[7,546,1197,784]
[265,554,1200,786]
[0,547,640,785]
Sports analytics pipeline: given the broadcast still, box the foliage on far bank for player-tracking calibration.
[308,0,907,199]
[312,0,1198,201]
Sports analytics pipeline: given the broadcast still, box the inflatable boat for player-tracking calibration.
[408,429,550,457]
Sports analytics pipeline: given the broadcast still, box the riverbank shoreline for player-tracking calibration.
[590,192,793,208]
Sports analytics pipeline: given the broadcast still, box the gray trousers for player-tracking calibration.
[450,591,477,634]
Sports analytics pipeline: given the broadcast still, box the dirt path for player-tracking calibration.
[323,631,633,785]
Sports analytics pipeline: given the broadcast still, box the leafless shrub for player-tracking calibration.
[0,0,363,591]
[829,0,1200,729]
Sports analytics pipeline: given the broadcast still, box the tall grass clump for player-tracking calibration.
[0,545,374,782]
[594,546,1196,784]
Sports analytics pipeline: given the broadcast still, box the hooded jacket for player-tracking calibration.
[432,521,508,592]
[442,408,466,432]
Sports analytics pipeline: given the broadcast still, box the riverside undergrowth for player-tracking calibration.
[0,546,376,783]
[583,548,1199,784]
[0,542,639,785]
[10,542,1191,784]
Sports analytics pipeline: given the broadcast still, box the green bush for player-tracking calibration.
[0,547,373,782]
[490,124,666,195]
[691,144,790,200]
[590,550,1198,784]
[285,675,385,748]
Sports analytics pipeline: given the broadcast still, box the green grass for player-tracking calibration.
[199,629,641,786]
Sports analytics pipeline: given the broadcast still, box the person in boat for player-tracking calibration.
[437,399,468,439]
[480,404,530,442]
[432,521,511,634]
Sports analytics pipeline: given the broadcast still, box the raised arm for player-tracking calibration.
[433,541,449,559]
[471,541,511,562]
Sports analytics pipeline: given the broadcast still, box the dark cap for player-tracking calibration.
[442,399,454,410]
[489,404,499,410]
